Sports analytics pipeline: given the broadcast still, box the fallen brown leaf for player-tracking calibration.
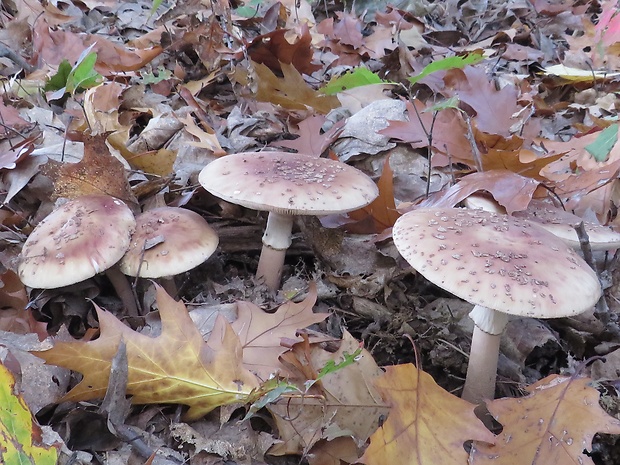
[471,375,620,465]
[43,132,137,205]
[269,331,388,456]
[254,61,340,114]
[232,283,328,379]
[360,363,495,465]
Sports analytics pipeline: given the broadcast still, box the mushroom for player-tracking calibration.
[392,208,602,404]
[464,194,620,251]
[18,195,138,314]
[119,207,219,297]
[198,152,378,290]
[512,201,620,251]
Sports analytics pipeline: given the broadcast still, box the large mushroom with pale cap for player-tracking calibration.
[119,207,219,296]
[392,208,602,404]
[198,152,378,290]
[18,195,137,313]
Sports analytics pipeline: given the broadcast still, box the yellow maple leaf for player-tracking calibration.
[254,61,340,114]
[32,285,260,420]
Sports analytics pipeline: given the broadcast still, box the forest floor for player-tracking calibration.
[3,0,620,464]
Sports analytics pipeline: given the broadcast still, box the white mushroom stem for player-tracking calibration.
[256,212,294,291]
[461,305,510,404]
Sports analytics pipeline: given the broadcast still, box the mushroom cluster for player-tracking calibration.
[392,208,602,403]
[199,151,378,290]
[18,196,219,314]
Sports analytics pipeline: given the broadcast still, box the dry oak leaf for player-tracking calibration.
[32,285,260,421]
[254,61,340,114]
[269,331,388,456]
[470,374,620,465]
[475,133,564,180]
[43,133,137,206]
[443,66,523,137]
[360,364,495,465]
[379,99,473,166]
[231,283,328,379]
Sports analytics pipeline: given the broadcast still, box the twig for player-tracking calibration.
[0,43,34,73]
[575,222,612,321]
[464,114,484,172]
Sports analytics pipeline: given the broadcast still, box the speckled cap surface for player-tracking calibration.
[119,207,219,278]
[392,208,601,318]
[18,195,136,289]
[198,152,379,215]
[513,202,620,250]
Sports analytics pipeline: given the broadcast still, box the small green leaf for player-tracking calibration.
[0,363,58,465]
[586,124,618,162]
[45,44,102,100]
[423,95,461,113]
[408,50,485,85]
[141,66,173,85]
[305,348,362,390]
[66,46,102,93]
[150,0,163,17]
[244,380,298,420]
[44,60,72,92]
[235,0,262,18]
[321,68,392,95]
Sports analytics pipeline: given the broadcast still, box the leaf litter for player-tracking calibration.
[3,0,620,464]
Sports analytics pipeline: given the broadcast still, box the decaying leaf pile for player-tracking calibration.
[3,0,620,464]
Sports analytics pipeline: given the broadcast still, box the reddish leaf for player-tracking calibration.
[443,66,522,136]
[0,135,37,170]
[33,19,161,74]
[248,23,322,75]
[275,115,343,157]
[418,170,538,215]
[0,102,33,140]
[379,99,473,166]
[348,156,400,232]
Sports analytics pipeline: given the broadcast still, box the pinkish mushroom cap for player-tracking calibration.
[198,152,379,216]
[392,208,601,319]
[513,200,620,251]
[18,195,136,289]
[119,207,219,278]
[198,152,378,290]
[393,208,602,403]
[464,195,620,251]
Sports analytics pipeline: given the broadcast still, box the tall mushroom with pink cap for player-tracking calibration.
[392,208,602,404]
[199,152,379,290]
